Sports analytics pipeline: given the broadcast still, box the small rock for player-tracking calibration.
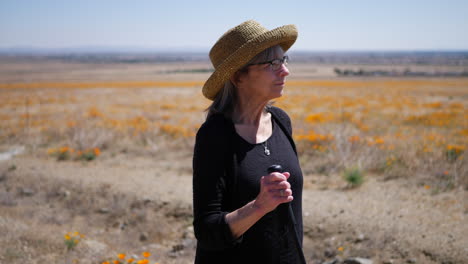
[355,234,366,243]
[139,232,149,241]
[172,243,185,252]
[181,238,196,249]
[167,251,179,258]
[146,243,164,251]
[183,226,195,239]
[84,239,108,255]
[98,208,110,214]
[0,173,7,182]
[344,258,373,264]
[20,187,35,196]
[57,188,71,198]
[324,248,337,258]
[406,258,416,263]
[317,224,324,232]
[323,259,340,264]
[0,192,17,206]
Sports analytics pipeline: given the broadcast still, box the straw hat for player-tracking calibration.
[203,20,298,100]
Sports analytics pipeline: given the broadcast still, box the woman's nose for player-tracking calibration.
[278,64,290,77]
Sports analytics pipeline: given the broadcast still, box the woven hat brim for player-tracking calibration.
[202,24,298,100]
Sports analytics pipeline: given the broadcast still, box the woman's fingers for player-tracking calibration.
[268,180,291,190]
[265,172,287,182]
[256,172,293,213]
[270,187,291,196]
[263,172,292,192]
[277,188,292,197]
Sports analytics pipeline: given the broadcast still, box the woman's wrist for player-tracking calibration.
[225,200,267,238]
[251,199,270,216]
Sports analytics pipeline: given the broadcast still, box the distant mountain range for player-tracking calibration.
[1,47,467,66]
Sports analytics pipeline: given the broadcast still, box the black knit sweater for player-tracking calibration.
[192,106,303,264]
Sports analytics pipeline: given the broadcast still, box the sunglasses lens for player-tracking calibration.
[271,56,288,71]
[271,60,281,71]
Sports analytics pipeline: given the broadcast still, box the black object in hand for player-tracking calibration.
[267,164,283,174]
[266,164,307,263]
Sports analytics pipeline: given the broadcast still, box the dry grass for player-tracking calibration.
[274,79,467,189]
[0,74,467,263]
[0,164,192,264]
[1,78,466,189]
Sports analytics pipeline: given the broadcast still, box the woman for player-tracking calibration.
[193,20,304,264]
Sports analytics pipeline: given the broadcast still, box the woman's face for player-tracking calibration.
[235,50,290,102]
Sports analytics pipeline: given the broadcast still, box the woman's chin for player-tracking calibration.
[270,91,283,100]
[277,86,285,96]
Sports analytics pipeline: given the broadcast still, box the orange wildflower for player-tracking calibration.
[59,146,69,153]
[93,147,101,156]
[348,135,360,143]
[374,137,385,145]
[67,121,77,128]
[87,107,104,118]
[117,254,126,260]
[447,144,465,154]
[142,252,151,258]
[47,148,56,155]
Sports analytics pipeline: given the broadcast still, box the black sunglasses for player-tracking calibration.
[247,56,289,71]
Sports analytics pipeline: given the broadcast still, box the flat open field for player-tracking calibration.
[0,57,467,264]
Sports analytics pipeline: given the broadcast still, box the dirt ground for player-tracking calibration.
[1,145,466,264]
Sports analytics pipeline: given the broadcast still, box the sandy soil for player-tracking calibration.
[1,148,466,264]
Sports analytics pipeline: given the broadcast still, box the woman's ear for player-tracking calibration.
[230,71,244,87]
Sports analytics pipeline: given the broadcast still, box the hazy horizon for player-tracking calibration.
[1,0,468,51]
[2,46,468,55]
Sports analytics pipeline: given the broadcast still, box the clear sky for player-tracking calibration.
[1,0,467,51]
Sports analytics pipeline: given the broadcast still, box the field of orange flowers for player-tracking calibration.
[0,76,467,264]
[1,78,467,188]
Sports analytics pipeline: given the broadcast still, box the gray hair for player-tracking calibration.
[206,45,284,119]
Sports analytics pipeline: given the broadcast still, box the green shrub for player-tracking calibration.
[343,167,364,187]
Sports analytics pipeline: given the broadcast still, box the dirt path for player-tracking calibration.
[302,177,467,263]
[7,154,468,263]
[14,153,194,204]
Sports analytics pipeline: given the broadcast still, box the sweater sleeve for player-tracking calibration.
[192,117,240,250]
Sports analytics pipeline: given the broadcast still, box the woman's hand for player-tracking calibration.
[253,172,293,215]
[224,171,293,238]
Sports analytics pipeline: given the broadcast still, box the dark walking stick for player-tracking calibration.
[268,165,307,264]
